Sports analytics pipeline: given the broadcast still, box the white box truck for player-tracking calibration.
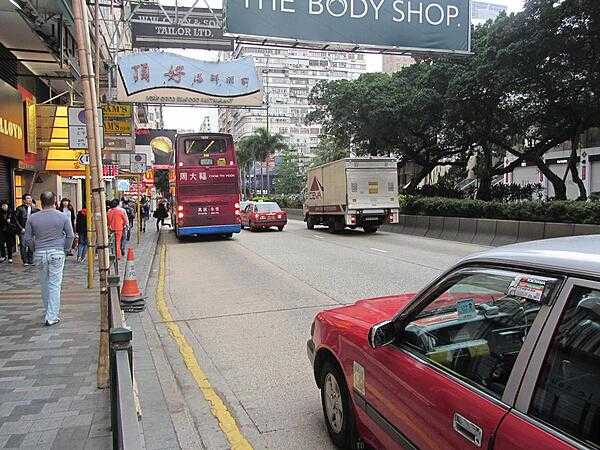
[303,158,400,233]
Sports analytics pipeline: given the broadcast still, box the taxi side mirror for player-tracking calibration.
[368,320,396,349]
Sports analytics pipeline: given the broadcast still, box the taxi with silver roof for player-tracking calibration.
[308,236,600,450]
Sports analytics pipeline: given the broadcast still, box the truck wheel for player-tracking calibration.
[306,216,315,230]
[329,219,344,234]
[363,226,378,234]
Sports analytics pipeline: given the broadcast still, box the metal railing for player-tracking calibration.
[108,235,143,450]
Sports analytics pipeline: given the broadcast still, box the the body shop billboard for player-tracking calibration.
[225,0,471,54]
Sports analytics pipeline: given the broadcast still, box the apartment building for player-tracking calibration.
[219,46,368,161]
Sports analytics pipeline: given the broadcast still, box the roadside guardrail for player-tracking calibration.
[108,236,143,450]
[285,209,600,245]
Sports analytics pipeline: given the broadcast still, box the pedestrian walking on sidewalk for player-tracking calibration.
[75,208,88,262]
[57,198,76,256]
[0,200,19,263]
[107,199,128,260]
[153,200,169,232]
[15,194,39,265]
[140,196,150,233]
[24,192,74,326]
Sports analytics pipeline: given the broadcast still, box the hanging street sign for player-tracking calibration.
[116,52,263,106]
[130,153,147,174]
[78,153,90,165]
[130,4,233,51]
[67,107,104,149]
[102,103,133,137]
[224,0,471,54]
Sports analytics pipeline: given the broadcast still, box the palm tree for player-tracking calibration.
[237,128,287,196]
[235,141,254,199]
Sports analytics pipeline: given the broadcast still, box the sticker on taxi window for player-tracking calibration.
[217,158,227,166]
[507,276,547,302]
[368,182,379,194]
[456,298,476,317]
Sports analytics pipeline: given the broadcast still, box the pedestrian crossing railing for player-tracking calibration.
[108,265,142,450]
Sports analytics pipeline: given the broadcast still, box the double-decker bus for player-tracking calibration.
[170,133,241,238]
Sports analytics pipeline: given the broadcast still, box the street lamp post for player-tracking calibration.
[262,58,270,195]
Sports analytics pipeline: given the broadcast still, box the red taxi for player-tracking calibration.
[308,236,600,450]
[241,202,287,231]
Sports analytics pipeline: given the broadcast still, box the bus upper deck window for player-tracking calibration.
[184,139,227,155]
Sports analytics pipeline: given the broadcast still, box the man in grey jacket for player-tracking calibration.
[24,192,74,326]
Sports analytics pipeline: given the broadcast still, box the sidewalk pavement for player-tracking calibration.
[0,221,159,450]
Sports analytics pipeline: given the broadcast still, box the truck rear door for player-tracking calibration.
[346,168,397,210]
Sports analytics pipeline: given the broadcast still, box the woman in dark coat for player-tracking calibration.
[0,200,19,263]
[153,201,169,232]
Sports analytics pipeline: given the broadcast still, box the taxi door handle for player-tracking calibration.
[453,413,482,447]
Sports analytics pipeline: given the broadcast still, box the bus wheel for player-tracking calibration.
[249,222,256,232]
[277,226,284,232]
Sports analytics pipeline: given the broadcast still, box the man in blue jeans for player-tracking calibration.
[24,192,74,326]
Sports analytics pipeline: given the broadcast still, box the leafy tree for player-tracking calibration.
[488,0,600,199]
[310,135,350,167]
[237,128,288,195]
[274,150,304,195]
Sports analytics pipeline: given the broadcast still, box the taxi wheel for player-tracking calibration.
[320,360,360,449]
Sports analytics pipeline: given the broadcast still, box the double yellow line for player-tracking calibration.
[156,245,253,450]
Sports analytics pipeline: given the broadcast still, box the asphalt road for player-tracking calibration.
[160,220,486,449]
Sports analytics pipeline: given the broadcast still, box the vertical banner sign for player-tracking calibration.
[225,0,471,53]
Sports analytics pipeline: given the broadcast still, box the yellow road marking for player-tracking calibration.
[156,245,253,450]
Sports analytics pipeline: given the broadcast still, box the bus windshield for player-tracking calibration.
[179,137,231,167]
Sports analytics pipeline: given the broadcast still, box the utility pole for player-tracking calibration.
[73,0,111,389]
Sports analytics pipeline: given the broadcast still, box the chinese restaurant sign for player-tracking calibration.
[130,4,233,51]
[225,0,471,54]
[116,52,263,106]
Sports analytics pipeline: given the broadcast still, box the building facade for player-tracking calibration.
[219,46,368,160]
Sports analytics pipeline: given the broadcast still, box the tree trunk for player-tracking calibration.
[404,163,434,194]
[535,157,567,200]
[568,137,587,201]
[475,148,493,201]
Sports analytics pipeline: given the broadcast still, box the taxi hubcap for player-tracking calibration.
[324,373,343,434]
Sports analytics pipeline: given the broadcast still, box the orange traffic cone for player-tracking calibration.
[121,248,143,301]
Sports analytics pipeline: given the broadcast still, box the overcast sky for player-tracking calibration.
[162,0,526,132]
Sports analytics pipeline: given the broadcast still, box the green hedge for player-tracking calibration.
[400,196,600,225]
